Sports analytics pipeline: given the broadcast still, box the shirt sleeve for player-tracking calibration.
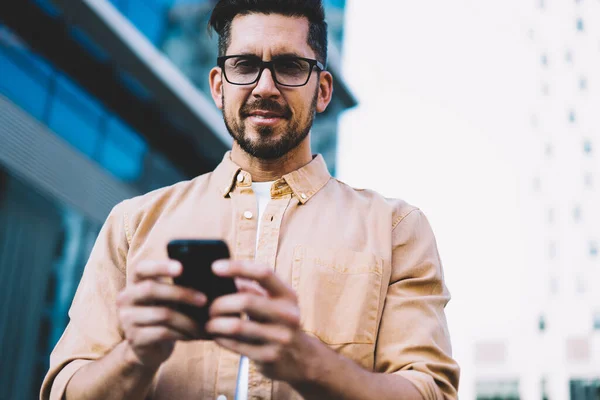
[40,202,129,400]
[374,209,460,400]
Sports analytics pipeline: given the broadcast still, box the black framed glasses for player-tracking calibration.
[217,55,325,87]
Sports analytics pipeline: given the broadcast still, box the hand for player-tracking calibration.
[116,260,207,370]
[206,260,317,384]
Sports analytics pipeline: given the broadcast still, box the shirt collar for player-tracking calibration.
[212,151,331,204]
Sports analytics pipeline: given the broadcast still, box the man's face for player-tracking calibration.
[210,13,332,160]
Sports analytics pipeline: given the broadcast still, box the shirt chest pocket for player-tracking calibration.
[291,245,384,345]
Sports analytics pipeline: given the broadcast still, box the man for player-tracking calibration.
[41,0,460,399]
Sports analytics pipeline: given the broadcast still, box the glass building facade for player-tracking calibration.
[0,0,356,399]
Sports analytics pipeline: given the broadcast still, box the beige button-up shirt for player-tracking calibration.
[41,152,459,400]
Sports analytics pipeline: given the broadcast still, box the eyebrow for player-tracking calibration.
[231,52,306,60]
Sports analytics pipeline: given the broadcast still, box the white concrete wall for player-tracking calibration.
[338,1,599,399]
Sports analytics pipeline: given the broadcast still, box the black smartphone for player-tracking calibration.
[167,239,237,325]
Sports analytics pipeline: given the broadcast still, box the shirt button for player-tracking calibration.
[244,211,253,219]
[301,193,307,200]
[237,174,244,183]
[216,395,227,400]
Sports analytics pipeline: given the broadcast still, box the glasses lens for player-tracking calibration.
[273,58,311,86]
[224,57,261,84]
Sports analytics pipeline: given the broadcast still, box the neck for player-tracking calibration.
[230,137,313,182]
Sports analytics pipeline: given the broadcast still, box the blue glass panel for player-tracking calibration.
[101,117,147,180]
[99,139,144,181]
[158,0,180,6]
[105,116,147,153]
[70,27,110,62]
[325,0,346,8]
[47,76,105,157]
[0,26,55,76]
[109,0,127,13]
[127,0,165,44]
[34,0,62,17]
[118,70,152,100]
[0,48,50,119]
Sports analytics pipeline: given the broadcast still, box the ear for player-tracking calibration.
[316,71,334,113]
[209,67,224,110]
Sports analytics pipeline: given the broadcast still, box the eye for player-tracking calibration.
[278,59,303,70]
[229,57,259,70]
[236,59,256,67]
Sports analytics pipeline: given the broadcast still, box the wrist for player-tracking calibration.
[291,334,336,395]
[120,341,160,377]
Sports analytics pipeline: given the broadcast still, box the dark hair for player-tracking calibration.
[209,0,328,66]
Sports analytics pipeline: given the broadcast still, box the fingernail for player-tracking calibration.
[212,260,227,273]
[169,262,181,274]
[195,293,206,304]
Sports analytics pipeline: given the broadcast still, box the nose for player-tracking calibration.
[251,67,281,99]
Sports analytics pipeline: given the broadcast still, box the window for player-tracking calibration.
[0,30,54,120]
[590,242,598,257]
[573,206,582,222]
[541,53,548,67]
[533,177,541,192]
[584,173,593,188]
[531,114,538,127]
[566,50,573,63]
[569,109,576,123]
[576,276,585,294]
[594,312,600,331]
[576,18,584,32]
[34,0,61,17]
[69,27,109,62]
[99,116,147,181]
[547,208,555,224]
[570,379,600,400]
[583,140,592,155]
[475,341,506,365]
[126,0,166,45]
[566,337,590,363]
[545,143,553,158]
[541,378,549,400]
[118,70,151,101]
[549,241,557,258]
[580,77,587,91]
[476,380,520,400]
[550,277,558,295]
[542,82,549,95]
[47,75,106,157]
[539,315,546,332]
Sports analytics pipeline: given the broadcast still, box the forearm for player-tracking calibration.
[65,341,158,400]
[293,340,424,400]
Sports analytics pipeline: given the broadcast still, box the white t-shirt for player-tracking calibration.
[235,181,273,400]
[251,181,274,246]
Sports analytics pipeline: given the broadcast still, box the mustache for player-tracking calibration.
[240,99,292,119]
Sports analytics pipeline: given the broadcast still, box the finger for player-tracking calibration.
[235,278,268,296]
[118,281,206,308]
[129,326,188,347]
[206,317,294,345]
[213,261,294,299]
[215,338,281,364]
[209,293,300,327]
[120,306,201,339]
[133,260,182,283]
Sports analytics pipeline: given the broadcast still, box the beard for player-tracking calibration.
[222,89,318,160]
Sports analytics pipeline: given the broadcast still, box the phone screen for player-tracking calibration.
[167,239,237,325]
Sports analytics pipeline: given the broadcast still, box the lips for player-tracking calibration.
[246,110,286,119]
